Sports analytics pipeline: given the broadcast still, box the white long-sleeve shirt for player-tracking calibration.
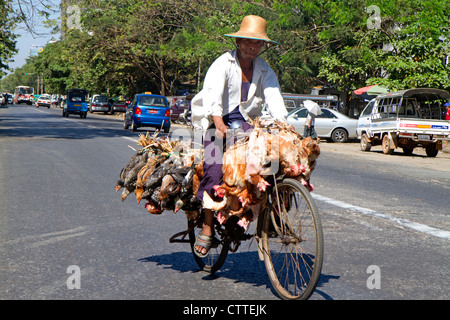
[191,50,287,131]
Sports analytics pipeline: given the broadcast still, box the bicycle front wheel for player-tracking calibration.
[188,218,230,274]
[262,178,324,300]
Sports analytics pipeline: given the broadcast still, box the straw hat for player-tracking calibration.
[224,15,279,45]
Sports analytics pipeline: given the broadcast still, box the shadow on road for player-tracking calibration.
[138,251,339,300]
[0,106,168,140]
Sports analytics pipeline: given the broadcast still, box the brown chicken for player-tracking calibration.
[135,155,163,204]
[295,136,320,191]
[204,118,320,230]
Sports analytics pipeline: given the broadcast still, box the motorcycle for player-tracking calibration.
[178,107,191,126]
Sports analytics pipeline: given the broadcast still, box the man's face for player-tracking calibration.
[236,38,265,61]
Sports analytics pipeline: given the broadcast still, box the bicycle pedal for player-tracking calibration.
[210,237,220,248]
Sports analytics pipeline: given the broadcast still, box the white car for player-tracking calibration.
[89,94,110,114]
[36,94,52,108]
[287,108,358,142]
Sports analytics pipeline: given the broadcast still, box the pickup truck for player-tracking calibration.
[357,88,450,157]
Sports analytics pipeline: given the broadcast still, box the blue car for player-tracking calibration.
[124,94,171,133]
[63,88,89,118]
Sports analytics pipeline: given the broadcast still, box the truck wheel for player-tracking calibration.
[382,134,394,155]
[425,144,438,157]
[402,147,414,155]
[360,133,372,151]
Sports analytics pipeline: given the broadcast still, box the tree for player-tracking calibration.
[76,0,219,96]
[317,0,450,92]
[33,40,71,94]
[0,0,19,77]
[366,0,450,91]
[24,0,450,104]
[0,58,37,92]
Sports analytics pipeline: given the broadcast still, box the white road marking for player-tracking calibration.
[121,136,138,143]
[312,193,450,240]
[27,231,87,249]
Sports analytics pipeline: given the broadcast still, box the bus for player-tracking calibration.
[14,86,34,105]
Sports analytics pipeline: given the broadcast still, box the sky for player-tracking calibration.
[4,2,61,76]
[8,29,59,72]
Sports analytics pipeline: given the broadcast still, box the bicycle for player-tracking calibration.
[170,175,324,300]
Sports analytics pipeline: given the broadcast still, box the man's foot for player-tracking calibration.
[194,225,213,257]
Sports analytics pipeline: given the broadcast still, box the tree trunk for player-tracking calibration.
[159,59,166,96]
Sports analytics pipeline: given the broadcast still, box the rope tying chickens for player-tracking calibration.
[115,118,320,230]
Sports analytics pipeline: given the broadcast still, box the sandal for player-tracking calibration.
[194,233,213,258]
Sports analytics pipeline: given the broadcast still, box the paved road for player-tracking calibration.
[0,104,449,301]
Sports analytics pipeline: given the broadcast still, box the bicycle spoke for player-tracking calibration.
[263,178,323,300]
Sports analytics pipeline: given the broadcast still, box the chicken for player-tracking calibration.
[116,117,319,232]
[204,117,320,231]
[117,134,203,218]
[115,152,149,201]
[174,194,201,213]
[173,163,203,213]
[295,136,320,191]
[192,161,203,195]
[144,158,172,190]
[209,139,267,220]
[145,200,162,215]
[115,152,145,191]
[159,174,181,207]
[221,140,249,191]
[135,155,163,204]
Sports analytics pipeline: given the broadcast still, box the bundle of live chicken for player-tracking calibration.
[115,118,320,231]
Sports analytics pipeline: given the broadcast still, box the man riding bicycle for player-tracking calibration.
[191,15,288,257]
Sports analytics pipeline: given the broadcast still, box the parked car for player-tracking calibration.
[110,95,128,114]
[287,108,358,142]
[170,99,190,122]
[6,93,13,104]
[124,94,171,133]
[36,94,52,108]
[89,94,110,114]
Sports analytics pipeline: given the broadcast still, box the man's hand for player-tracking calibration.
[213,116,228,139]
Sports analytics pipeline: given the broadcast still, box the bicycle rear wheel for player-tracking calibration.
[261,178,324,300]
[188,216,230,274]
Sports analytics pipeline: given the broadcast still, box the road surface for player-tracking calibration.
[0,104,449,302]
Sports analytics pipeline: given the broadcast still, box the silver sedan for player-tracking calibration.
[287,108,358,142]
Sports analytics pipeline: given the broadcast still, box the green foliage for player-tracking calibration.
[0,0,19,77]
[317,0,450,92]
[0,58,37,92]
[3,0,450,101]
